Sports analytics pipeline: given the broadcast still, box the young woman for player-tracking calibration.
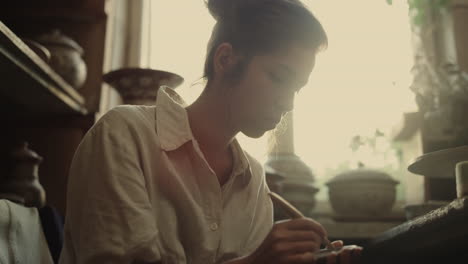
[59,0,362,263]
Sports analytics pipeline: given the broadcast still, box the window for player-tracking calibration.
[146,0,415,201]
[147,0,269,162]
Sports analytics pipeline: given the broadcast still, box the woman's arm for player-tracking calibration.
[60,109,162,264]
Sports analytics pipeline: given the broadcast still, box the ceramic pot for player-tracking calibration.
[281,181,319,217]
[103,68,184,105]
[265,153,319,216]
[265,165,285,194]
[326,168,399,217]
[0,142,46,208]
[35,29,87,89]
[265,165,288,220]
[22,38,51,63]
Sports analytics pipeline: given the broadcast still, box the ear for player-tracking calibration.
[213,42,239,76]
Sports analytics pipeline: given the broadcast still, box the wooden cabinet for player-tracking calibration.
[0,1,107,216]
[1,0,107,112]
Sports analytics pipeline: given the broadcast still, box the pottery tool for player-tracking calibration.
[268,192,336,251]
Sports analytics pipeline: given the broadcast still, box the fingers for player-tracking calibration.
[326,251,338,264]
[277,251,316,264]
[270,220,325,247]
[268,222,324,253]
[339,247,351,264]
[281,230,323,245]
[349,245,363,263]
[331,240,343,249]
[257,219,346,264]
[271,240,321,255]
[260,220,329,264]
[277,218,327,239]
[334,245,364,264]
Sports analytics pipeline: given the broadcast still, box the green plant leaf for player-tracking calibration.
[386,0,393,5]
[437,0,450,7]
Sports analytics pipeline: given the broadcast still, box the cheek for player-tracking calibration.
[239,77,276,116]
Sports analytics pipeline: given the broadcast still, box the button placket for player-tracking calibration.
[209,222,219,231]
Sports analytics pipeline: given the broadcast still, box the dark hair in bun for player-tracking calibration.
[205,0,237,21]
[203,0,328,80]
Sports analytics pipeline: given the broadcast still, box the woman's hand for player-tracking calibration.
[223,222,363,264]
[316,240,363,264]
[245,217,329,263]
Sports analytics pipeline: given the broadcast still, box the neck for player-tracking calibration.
[186,84,238,156]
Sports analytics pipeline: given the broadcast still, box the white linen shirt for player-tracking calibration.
[59,87,274,264]
[0,199,54,264]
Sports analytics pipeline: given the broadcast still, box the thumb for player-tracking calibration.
[331,240,343,248]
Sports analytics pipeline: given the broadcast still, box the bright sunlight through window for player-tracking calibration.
[147,0,416,194]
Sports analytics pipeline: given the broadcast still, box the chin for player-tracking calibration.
[241,128,269,139]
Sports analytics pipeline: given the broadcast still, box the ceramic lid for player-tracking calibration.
[408,145,468,178]
[326,168,399,185]
[36,29,84,54]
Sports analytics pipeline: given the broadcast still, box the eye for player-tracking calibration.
[268,71,302,93]
[268,72,285,84]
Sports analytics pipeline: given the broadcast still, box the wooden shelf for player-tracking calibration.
[0,7,107,24]
[0,21,87,116]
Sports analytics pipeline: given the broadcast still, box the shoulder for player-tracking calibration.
[72,105,161,168]
[83,105,158,145]
[96,105,157,129]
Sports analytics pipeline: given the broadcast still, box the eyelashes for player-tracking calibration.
[268,72,285,84]
[268,71,302,94]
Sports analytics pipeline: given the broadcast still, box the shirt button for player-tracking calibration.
[209,222,218,231]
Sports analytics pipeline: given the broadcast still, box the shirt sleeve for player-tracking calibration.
[59,110,162,264]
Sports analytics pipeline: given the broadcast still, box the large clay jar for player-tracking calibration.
[103,68,184,105]
[265,153,319,217]
[35,29,87,89]
[265,165,285,194]
[326,166,399,217]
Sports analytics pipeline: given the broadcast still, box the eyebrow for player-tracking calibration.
[277,64,309,89]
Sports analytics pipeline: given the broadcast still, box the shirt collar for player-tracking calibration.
[230,138,251,178]
[156,86,193,151]
[155,86,252,180]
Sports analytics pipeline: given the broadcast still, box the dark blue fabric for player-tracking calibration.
[38,205,64,264]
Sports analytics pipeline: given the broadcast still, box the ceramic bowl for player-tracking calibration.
[326,168,399,217]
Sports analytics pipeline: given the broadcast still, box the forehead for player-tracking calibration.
[255,44,316,74]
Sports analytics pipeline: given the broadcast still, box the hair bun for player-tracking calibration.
[205,0,230,21]
[205,0,251,21]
